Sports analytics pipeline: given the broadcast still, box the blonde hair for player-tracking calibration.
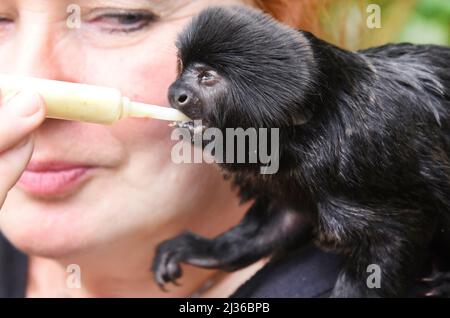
[253,0,416,50]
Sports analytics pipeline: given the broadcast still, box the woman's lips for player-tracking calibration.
[17,161,95,197]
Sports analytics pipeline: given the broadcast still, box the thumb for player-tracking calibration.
[0,136,34,208]
[0,90,46,151]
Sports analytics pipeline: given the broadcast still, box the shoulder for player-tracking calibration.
[231,243,342,298]
[231,243,436,298]
[0,232,28,298]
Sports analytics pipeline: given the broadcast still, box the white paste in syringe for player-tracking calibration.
[0,74,190,124]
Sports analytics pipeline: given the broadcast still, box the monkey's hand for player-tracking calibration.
[152,199,312,291]
[152,231,212,290]
[423,271,450,297]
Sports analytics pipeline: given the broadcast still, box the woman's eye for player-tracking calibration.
[90,11,158,33]
[0,17,14,37]
[0,17,13,26]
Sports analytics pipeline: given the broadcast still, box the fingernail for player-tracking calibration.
[7,91,42,117]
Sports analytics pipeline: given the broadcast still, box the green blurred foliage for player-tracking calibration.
[312,0,448,49]
[399,0,450,45]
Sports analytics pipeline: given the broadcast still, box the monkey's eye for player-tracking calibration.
[198,71,217,85]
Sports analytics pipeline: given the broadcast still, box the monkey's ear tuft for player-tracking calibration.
[177,56,184,76]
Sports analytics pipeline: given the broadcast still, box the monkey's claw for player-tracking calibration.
[152,244,183,290]
[422,271,450,297]
[152,232,199,290]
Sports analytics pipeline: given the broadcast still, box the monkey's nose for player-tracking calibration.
[168,85,194,112]
[176,92,190,106]
[168,82,201,119]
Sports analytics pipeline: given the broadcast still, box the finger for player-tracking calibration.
[0,90,46,152]
[0,136,34,207]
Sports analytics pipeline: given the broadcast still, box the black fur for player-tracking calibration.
[153,6,450,297]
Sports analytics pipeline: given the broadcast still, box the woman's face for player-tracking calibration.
[0,0,249,259]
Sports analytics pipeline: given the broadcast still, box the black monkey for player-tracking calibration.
[152,6,450,297]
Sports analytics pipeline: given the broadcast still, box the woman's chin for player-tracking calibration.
[0,193,98,259]
[3,229,86,259]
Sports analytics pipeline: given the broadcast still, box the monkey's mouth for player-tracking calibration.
[169,120,206,136]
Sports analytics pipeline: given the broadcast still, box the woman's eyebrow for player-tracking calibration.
[79,0,190,16]
[147,0,192,18]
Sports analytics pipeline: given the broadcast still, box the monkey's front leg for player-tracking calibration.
[152,198,311,288]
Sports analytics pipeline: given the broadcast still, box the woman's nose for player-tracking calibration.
[13,31,59,79]
[3,13,63,80]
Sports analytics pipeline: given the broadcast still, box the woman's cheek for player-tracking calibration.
[127,52,179,107]
[104,45,182,164]
[117,39,180,107]
[111,118,174,169]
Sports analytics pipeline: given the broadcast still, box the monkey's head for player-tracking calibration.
[168,6,316,130]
